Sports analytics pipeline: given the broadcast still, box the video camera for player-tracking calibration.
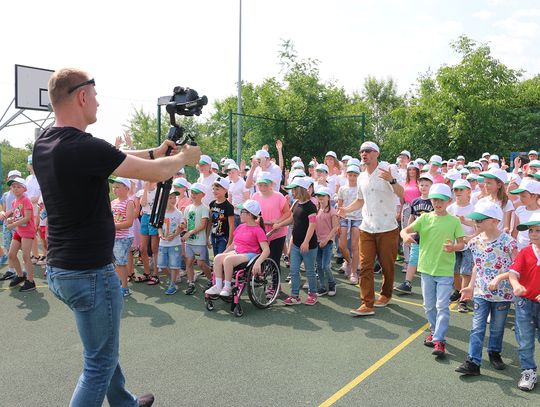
[150,86,207,229]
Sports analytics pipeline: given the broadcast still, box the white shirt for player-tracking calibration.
[25,174,41,200]
[356,164,400,233]
[253,163,282,192]
[197,172,219,207]
[228,177,249,215]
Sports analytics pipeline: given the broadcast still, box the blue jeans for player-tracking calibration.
[514,297,540,370]
[3,222,13,252]
[317,241,335,289]
[47,264,138,407]
[290,244,317,296]
[420,274,453,342]
[468,298,510,366]
[233,214,241,228]
[211,234,228,257]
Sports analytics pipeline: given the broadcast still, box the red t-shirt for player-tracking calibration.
[510,245,540,302]
[12,195,35,238]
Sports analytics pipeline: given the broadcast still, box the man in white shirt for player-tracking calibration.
[338,141,404,317]
[245,149,282,192]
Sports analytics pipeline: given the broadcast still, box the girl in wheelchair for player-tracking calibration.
[205,199,270,297]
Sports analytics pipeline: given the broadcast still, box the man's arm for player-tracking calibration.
[114,144,200,182]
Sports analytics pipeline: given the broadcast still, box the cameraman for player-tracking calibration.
[33,68,201,407]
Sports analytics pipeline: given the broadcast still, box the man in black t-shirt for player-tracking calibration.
[33,68,200,407]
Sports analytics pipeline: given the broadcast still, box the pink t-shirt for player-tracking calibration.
[403,181,421,204]
[233,224,267,254]
[252,191,288,241]
[316,206,337,243]
[432,174,445,184]
[12,195,35,238]
[176,196,192,213]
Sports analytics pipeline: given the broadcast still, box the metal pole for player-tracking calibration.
[157,104,161,145]
[361,112,365,143]
[228,110,233,159]
[236,0,242,163]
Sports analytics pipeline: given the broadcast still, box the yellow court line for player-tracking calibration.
[319,321,430,407]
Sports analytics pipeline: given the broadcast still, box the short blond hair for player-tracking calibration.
[48,68,90,107]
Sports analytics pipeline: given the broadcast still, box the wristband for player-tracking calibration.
[149,149,155,160]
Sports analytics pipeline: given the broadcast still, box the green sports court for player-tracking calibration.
[1,258,540,407]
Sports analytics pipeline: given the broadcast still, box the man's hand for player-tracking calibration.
[378,167,393,182]
[155,140,180,158]
[177,144,201,167]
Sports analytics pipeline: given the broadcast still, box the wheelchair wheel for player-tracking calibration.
[233,303,243,317]
[247,258,280,309]
[205,300,214,311]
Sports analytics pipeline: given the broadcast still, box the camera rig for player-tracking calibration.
[149,87,207,229]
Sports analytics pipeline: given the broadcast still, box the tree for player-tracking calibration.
[0,141,30,192]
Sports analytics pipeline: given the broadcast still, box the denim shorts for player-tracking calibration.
[158,245,182,269]
[140,213,158,236]
[454,249,473,276]
[185,244,209,262]
[339,218,362,229]
[236,251,258,262]
[2,223,13,251]
[113,237,134,266]
[409,243,419,267]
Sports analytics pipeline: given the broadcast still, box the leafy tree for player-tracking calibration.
[0,141,30,193]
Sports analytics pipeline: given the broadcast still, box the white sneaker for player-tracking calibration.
[219,287,232,297]
[340,261,349,272]
[205,285,222,295]
[349,274,358,285]
[302,281,309,289]
[518,369,537,391]
[194,270,203,282]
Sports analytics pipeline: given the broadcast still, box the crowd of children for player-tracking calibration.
[1,144,540,391]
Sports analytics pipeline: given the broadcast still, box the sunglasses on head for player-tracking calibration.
[68,78,95,94]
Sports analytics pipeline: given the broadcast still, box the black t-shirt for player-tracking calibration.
[209,199,235,237]
[410,197,434,243]
[292,200,318,249]
[33,127,126,270]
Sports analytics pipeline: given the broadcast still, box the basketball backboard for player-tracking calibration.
[15,64,54,111]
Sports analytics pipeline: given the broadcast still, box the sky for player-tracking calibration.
[1,0,539,148]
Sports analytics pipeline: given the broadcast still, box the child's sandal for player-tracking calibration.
[147,276,160,285]
[128,273,135,282]
[135,273,151,283]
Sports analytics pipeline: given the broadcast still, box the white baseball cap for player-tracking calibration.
[452,179,471,189]
[346,165,361,174]
[528,150,538,156]
[467,200,503,221]
[428,183,452,200]
[490,154,500,162]
[407,162,419,169]
[459,168,470,175]
[255,171,273,184]
[418,173,434,183]
[360,141,380,153]
[482,152,490,158]
[190,182,206,194]
[341,155,352,162]
[173,177,190,189]
[510,177,540,195]
[324,151,338,160]
[517,212,540,231]
[290,169,307,179]
[415,158,427,165]
[213,176,230,190]
[429,155,442,166]
[199,154,212,165]
[480,168,508,184]
[292,162,305,169]
[314,186,332,196]
[457,155,465,161]
[507,173,522,185]
[316,163,329,173]
[224,158,236,166]
[399,150,411,159]
[211,162,219,170]
[7,170,21,179]
[348,158,361,167]
[291,156,301,163]
[7,177,26,188]
[255,150,270,159]
[236,199,262,216]
[226,163,240,172]
[109,177,131,188]
[444,169,461,182]
[285,176,312,190]
[447,159,457,166]
[528,159,540,168]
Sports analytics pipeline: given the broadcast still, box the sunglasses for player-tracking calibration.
[474,218,491,224]
[360,149,376,154]
[68,78,95,94]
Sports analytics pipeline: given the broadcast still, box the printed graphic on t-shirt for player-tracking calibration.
[187,210,196,241]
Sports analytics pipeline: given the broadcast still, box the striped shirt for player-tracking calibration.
[112,198,134,239]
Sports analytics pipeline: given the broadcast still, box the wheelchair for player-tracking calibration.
[204,255,280,317]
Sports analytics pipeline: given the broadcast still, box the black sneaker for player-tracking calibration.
[336,257,344,265]
[185,283,196,295]
[458,301,470,313]
[449,289,460,302]
[316,288,328,297]
[488,352,506,370]
[9,275,26,288]
[455,358,481,376]
[0,270,16,281]
[138,392,155,406]
[394,280,412,294]
[19,280,36,292]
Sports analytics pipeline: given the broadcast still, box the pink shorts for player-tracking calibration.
[13,230,35,242]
